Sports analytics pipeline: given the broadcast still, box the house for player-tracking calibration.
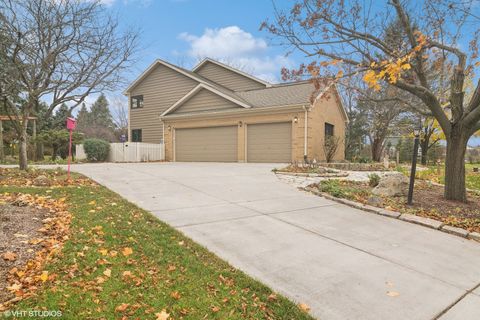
[124,58,348,163]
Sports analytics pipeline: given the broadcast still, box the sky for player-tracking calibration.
[85,0,479,146]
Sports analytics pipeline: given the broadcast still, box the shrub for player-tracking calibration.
[83,138,110,162]
[368,173,381,187]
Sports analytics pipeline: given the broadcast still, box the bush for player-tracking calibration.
[368,173,381,187]
[83,138,110,162]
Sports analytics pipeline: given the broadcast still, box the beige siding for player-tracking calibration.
[247,122,292,163]
[175,126,237,162]
[309,87,347,161]
[195,62,266,91]
[129,64,198,143]
[174,88,241,114]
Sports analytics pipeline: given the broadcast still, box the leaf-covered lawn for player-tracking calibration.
[397,164,480,191]
[1,169,313,319]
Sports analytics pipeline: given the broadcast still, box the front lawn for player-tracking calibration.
[397,163,480,191]
[0,169,312,319]
[311,179,480,233]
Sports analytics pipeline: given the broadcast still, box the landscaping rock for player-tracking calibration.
[33,175,51,187]
[367,196,384,207]
[399,214,443,229]
[441,225,469,238]
[372,174,409,197]
[468,232,480,242]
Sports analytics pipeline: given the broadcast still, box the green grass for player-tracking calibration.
[3,180,312,319]
[317,180,370,200]
[396,163,480,190]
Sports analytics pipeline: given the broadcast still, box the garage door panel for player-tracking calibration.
[175,126,237,162]
[247,122,291,163]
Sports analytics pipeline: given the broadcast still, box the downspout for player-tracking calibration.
[303,105,308,162]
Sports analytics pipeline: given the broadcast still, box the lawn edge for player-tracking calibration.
[302,186,480,243]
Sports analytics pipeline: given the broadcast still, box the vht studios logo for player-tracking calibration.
[3,310,62,318]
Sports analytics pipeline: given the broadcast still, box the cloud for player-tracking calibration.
[178,26,293,83]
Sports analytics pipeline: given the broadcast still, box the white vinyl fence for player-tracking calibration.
[76,142,164,162]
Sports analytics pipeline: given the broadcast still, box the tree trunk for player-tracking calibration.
[35,143,45,161]
[371,138,383,162]
[420,139,428,165]
[444,133,468,202]
[18,121,29,170]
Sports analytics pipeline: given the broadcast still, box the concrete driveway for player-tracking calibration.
[69,162,480,320]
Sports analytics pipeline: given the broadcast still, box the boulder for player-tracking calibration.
[367,196,384,207]
[372,174,408,197]
[33,175,51,187]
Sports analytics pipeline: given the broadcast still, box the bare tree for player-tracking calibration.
[263,0,480,201]
[323,136,341,163]
[0,0,139,169]
[110,95,129,139]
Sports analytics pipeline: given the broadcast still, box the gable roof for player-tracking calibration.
[161,83,251,116]
[192,58,272,88]
[236,81,321,108]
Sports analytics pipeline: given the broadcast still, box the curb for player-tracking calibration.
[302,186,480,243]
[275,171,349,178]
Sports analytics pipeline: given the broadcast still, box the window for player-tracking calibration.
[131,129,142,142]
[325,123,334,137]
[131,95,144,109]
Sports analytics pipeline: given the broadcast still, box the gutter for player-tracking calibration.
[160,104,306,121]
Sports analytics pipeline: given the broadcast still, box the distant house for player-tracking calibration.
[124,58,348,163]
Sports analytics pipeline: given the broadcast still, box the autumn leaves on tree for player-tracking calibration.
[263,0,480,201]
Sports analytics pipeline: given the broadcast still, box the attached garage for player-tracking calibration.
[247,122,292,163]
[175,126,237,162]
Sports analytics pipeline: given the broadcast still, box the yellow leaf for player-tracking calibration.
[475,61,480,67]
[155,309,170,320]
[40,271,49,282]
[122,247,133,257]
[387,291,400,297]
[336,70,344,79]
[89,200,96,205]
[298,303,311,312]
[98,248,108,256]
[103,268,112,277]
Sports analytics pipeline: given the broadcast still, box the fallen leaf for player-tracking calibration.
[39,271,49,282]
[386,291,400,297]
[211,306,220,313]
[103,269,112,277]
[267,293,277,301]
[170,291,181,300]
[115,303,129,312]
[2,251,17,261]
[298,303,311,312]
[155,309,169,320]
[89,200,96,205]
[98,248,108,256]
[122,247,133,257]
[7,283,22,292]
[178,241,185,246]
[167,265,176,272]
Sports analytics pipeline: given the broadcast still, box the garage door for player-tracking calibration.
[247,122,292,163]
[175,126,237,162]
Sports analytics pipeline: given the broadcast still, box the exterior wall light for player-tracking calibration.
[293,116,298,123]
[238,121,243,127]
[167,125,172,131]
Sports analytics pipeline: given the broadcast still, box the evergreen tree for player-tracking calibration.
[76,103,91,132]
[90,94,114,129]
[52,103,71,130]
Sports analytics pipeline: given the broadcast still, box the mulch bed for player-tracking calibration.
[0,202,48,303]
[312,180,480,233]
[0,193,71,310]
